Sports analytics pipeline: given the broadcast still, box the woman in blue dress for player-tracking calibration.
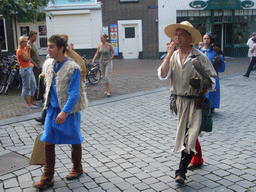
[199,34,226,113]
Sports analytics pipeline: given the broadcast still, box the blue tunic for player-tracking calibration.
[40,58,83,144]
[199,48,226,108]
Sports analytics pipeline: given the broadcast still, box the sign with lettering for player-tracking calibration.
[189,0,254,10]
[241,0,254,8]
[189,1,207,8]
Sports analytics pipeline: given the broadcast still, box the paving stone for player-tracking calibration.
[150,182,169,191]
[224,174,243,183]
[236,180,255,188]
[5,187,22,192]
[3,178,19,189]
[1,60,256,192]
[227,184,247,192]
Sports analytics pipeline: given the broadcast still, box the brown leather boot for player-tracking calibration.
[66,144,84,180]
[33,142,55,189]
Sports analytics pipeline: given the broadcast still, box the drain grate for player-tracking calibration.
[0,152,29,175]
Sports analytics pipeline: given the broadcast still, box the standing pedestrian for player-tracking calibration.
[16,36,38,109]
[27,31,46,123]
[28,31,40,68]
[158,21,217,184]
[247,32,256,61]
[244,37,256,78]
[187,34,226,170]
[92,34,115,97]
[200,34,226,113]
[33,35,88,189]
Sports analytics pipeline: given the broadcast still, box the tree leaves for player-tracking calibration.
[0,0,48,22]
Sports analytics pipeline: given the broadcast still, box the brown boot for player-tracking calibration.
[66,144,84,180]
[33,142,55,189]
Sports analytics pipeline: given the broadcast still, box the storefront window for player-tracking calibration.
[234,9,256,46]
[177,10,211,36]
[0,18,7,51]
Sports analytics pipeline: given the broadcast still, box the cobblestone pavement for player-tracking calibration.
[0,57,250,120]
[1,57,256,191]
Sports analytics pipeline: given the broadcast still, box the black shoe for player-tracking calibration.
[35,117,45,124]
[175,175,185,185]
[243,75,249,78]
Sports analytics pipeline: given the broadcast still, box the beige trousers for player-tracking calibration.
[100,60,113,83]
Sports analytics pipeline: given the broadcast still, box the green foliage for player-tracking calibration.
[0,0,48,22]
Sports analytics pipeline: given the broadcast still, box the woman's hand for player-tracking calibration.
[55,111,68,124]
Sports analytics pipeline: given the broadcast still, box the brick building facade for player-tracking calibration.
[101,0,158,59]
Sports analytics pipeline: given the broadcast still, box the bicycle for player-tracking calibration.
[81,55,102,85]
[0,62,10,94]
[4,61,22,95]
[0,55,14,94]
[0,53,22,95]
[86,62,102,85]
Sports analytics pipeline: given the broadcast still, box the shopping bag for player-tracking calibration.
[29,131,45,165]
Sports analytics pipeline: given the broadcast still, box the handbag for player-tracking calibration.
[200,96,213,133]
[29,131,45,165]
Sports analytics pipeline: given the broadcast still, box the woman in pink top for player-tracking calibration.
[244,38,256,77]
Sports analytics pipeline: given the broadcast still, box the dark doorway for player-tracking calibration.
[224,23,232,46]
[213,24,222,48]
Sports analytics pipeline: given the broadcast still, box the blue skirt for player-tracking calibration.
[40,105,83,144]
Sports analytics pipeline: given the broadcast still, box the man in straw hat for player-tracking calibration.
[33,35,88,189]
[158,21,217,184]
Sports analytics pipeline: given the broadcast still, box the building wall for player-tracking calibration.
[158,0,256,57]
[45,0,102,58]
[101,0,158,59]
[46,9,102,58]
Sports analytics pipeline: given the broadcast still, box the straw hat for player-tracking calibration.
[164,21,202,45]
[65,48,87,80]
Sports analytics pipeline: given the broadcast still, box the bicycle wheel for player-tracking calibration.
[0,73,8,94]
[88,68,101,85]
[4,72,15,95]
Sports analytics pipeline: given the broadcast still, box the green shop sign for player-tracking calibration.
[189,0,254,10]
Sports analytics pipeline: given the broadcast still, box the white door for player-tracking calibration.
[118,20,142,59]
[122,25,138,59]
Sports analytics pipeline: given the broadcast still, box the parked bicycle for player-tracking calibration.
[0,61,10,94]
[4,60,22,95]
[0,54,22,94]
[82,55,102,85]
